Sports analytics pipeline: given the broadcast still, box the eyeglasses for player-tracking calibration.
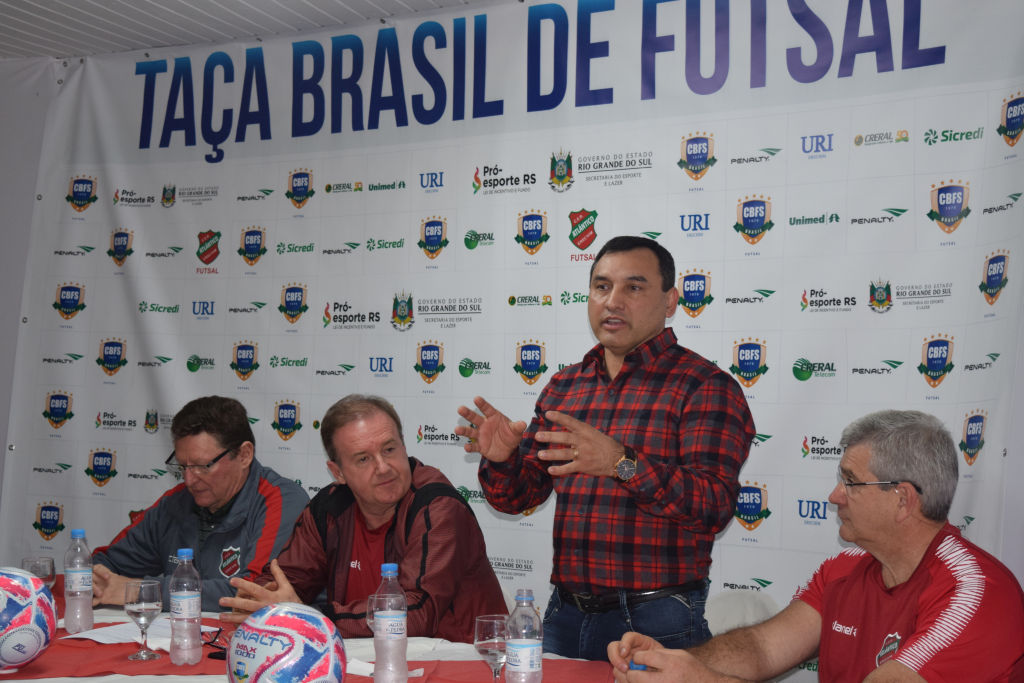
[836,469,922,494]
[202,626,228,660]
[165,447,235,476]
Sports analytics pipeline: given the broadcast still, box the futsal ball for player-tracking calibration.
[228,602,346,682]
[0,567,57,671]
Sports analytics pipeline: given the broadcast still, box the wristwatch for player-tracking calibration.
[614,446,638,482]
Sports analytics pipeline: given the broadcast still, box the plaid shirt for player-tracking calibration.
[479,328,755,594]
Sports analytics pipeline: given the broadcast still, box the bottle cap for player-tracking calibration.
[71,528,85,539]
[177,548,194,560]
[516,588,534,601]
[381,562,398,575]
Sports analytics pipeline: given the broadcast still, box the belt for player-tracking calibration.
[558,579,706,614]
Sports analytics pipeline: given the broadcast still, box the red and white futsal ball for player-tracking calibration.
[229,602,346,682]
[0,566,57,671]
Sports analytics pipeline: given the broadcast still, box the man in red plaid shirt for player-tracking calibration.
[456,235,756,660]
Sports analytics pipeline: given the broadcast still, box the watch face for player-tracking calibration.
[616,458,636,480]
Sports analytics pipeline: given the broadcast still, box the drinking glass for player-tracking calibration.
[474,614,508,682]
[20,557,56,590]
[124,580,162,660]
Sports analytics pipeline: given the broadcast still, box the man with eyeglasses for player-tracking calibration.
[608,409,1024,682]
[91,395,309,611]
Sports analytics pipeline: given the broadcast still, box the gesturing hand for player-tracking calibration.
[455,396,527,464]
[535,410,626,479]
[218,559,300,624]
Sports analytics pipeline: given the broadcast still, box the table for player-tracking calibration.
[12,609,614,682]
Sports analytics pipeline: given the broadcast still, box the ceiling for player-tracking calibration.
[0,0,501,60]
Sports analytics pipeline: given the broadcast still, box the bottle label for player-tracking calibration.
[373,610,407,641]
[65,568,92,592]
[170,591,201,618]
[507,639,542,672]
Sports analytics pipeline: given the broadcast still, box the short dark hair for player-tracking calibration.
[170,395,255,451]
[589,235,675,291]
[320,394,404,464]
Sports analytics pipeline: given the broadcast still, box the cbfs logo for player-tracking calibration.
[997,91,1024,147]
[278,283,308,324]
[86,449,118,487]
[678,132,716,180]
[414,340,445,384]
[271,401,302,441]
[678,270,713,318]
[959,410,987,466]
[868,279,893,313]
[108,230,134,266]
[96,338,127,376]
[733,195,774,244]
[392,291,415,331]
[53,282,86,320]
[238,226,267,266]
[33,501,64,541]
[979,250,1009,305]
[418,216,449,259]
[516,210,549,255]
[514,339,548,385]
[568,209,598,250]
[66,176,98,212]
[730,338,768,388]
[548,150,574,192]
[734,481,771,531]
[918,334,954,388]
[43,391,74,429]
[926,180,971,233]
[231,340,259,381]
[286,168,315,209]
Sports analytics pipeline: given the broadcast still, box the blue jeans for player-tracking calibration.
[542,582,712,661]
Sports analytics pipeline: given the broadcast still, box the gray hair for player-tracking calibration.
[320,394,404,464]
[840,410,958,521]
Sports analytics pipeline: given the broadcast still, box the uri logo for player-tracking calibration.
[868,279,893,313]
[516,210,549,255]
[730,338,769,388]
[979,250,1008,305]
[144,410,159,434]
[278,283,308,324]
[271,401,302,441]
[734,195,774,244]
[231,340,259,381]
[678,270,713,317]
[918,334,954,388]
[108,230,134,266]
[66,176,98,212]
[53,282,86,320]
[997,91,1024,147]
[734,481,771,531]
[43,391,74,429]
[33,501,64,541]
[286,168,315,209]
[238,226,267,266]
[391,291,414,330]
[514,339,548,385]
[549,150,574,192]
[196,230,222,264]
[96,338,128,376]
[86,449,118,487]
[414,340,445,384]
[568,209,598,250]
[418,216,449,259]
[161,184,176,207]
[959,410,986,466]
[678,132,717,180]
[926,180,971,233]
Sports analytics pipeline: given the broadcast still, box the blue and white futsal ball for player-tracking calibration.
[0,567,57,671]
[228,602,346,682]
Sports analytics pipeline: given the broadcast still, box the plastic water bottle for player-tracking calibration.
[371,562,408,683]
[63,528,93,634]
[169,548,202,665]
[506,588,543,683]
